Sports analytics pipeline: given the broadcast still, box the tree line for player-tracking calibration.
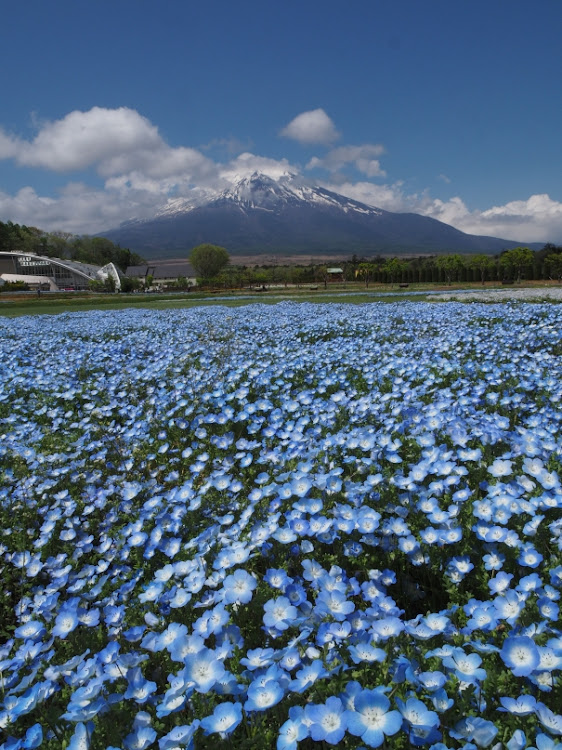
[348,245,562,286]
[189,243,562,289]
[0,220,144,271]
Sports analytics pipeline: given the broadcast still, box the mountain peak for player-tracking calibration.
[100,172,528,258]
[213,171,385,216]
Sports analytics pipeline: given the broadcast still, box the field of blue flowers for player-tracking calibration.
[1,301,561,750]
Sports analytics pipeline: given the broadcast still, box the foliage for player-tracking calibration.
[0,220,144,271]
[356,262,378,287]
[435,254,465,285]
[468,254,496,285]
[382,257,409,284]
[545,252,562,281]
[0,280,30,292]
[190,244,230,280]
[500,247,534,282]
[1,299,562,748]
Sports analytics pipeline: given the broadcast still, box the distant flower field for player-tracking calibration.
[1,301,561,750]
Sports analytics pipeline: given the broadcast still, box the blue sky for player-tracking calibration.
[1,0,561,243]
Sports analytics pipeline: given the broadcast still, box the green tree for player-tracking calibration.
[382,257,408,285]
[190,244,230,280]
[545,253,562,281]
[357,262,378,288]
[120,276,141,292]
[469,254,496,285]
[499,247,534,283]
[315,265,329,289]
[435,254,465,285]
[290,267,306,288]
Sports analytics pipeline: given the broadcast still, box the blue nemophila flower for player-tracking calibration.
[67,722,94,750]
[183,648,226,693]
[279,648,301,672]
[158,721,200,750]
[431,688,454,713]
[14,621,45,641]
[500,636,540,676]
[315,589,354,620]
[239,647,275,670]
[518,543,544,568]
[452,716,498,747]
[506,728,527,750]
[264,568,292,590]
[538,596,560,621]
[290,659,328,693]
[498,694,538,715]
[21,723,43,749]
[488,570,513,594]
[244,678,284,712]
[193,603,230,638]
[418,671,447,692]
[305,696,350,745]
[200,701,242,737]
[263,596,297,631]
[221,568,257,604]
[347,688,402,747]
[535,703,562,736]
[530,733,562,750]
[123,724,157,750]
[277,711,308,750]
[156,689,187,718]
[51,604,80,638]
[348,638,387,665]
[396,697,439,732]
[488,459,513,478]
[494,590,525,624]
[124,667,157,704]
[370,616,404,640]
[442,648,487,684]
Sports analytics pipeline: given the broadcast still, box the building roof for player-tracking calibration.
[125,263,197,279]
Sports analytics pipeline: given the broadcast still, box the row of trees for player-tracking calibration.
[352,245,562,286]
[0,221,144,271]
[189,243,562,289]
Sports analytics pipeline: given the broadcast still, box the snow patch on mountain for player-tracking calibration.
[210,172,385,217]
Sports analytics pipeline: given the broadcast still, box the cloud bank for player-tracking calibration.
[307,144,386,178]
[280,109,340,145]
[0,106,561,243]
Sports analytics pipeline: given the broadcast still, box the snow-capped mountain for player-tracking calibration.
[99,172,530,258]
[212,172,383,216]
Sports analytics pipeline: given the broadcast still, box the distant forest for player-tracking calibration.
[0,220,144,271]
[1,219,561,285]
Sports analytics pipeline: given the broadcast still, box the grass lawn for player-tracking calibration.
[0,280,557,317]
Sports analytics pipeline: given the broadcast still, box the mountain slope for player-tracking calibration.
[100,173,536,257]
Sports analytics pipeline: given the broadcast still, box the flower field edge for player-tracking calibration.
[0,300,561,749]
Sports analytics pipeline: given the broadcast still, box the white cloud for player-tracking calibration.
[420,193,562,243]
[0,183,151,235]
[308,144,386,177]
[330,180,562,243]
[0,107,218,192]
[280,108,340,145]
[15,107,162,171]
[0,144,301,233]
[0,129,20,160]
[0,106,560,244]
[322,179,408,212]
[219,152,297,182]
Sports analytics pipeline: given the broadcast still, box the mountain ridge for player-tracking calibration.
[99,172,541,258]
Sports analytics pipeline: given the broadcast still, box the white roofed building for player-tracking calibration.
[0,252,123,291]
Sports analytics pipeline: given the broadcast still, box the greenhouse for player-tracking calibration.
[0,251,122,291]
